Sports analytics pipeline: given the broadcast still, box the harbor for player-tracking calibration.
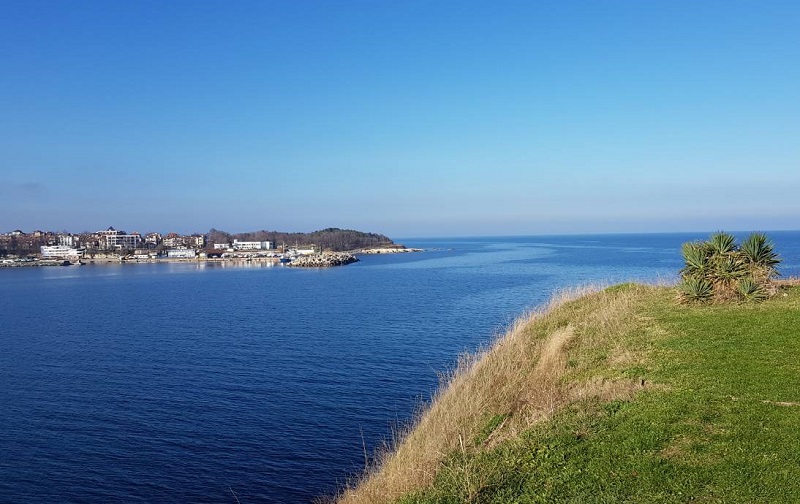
[1,228,420,268]
[1,249,416,268]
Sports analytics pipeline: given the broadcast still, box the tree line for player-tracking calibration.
[207,227,396,252]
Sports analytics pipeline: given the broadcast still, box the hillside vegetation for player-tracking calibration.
[207,227,395,252]
[678,231,780,303]
[336,283,800,503]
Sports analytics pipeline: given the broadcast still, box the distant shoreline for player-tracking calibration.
[0,257,284,268]
[0,247,424,268]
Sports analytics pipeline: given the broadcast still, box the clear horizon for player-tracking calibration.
[2,1,798,236]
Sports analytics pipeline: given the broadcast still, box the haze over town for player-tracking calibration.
[2,1,798,237]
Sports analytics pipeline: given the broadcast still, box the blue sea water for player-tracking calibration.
[2,232,799,503]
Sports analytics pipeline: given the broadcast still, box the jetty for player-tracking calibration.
[287,252,359,267]
[359,247,423,254]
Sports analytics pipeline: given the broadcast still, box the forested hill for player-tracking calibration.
[207,228,396,252]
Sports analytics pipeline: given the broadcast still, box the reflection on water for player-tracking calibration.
[194,259,281,269]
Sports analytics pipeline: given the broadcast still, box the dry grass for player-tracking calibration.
[336,283,658,504]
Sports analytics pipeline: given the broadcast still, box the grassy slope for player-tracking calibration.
[339,285,800,504]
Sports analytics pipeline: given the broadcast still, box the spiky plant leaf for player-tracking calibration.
[678,277,714,304]
[680,242,709,279]
[708,231,736,256]
[740,232,780,269]
[737,277,768,302]
[712,253,747,282]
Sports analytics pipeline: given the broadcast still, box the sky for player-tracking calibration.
[1,1,798,238]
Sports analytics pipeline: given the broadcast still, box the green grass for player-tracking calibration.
[396,285,800,503]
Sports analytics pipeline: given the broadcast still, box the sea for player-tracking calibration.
[2,232,799,503]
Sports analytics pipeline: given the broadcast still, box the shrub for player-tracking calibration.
[679,277,714,303]
[678,232,780,304]
[737,278,768,302]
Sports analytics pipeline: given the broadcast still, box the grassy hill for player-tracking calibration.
[336,283,800,503]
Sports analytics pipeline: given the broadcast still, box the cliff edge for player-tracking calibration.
[336,283,800,503]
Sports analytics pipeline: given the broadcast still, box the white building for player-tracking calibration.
[105,234,141,250]
[162,234,183,248]
[232,240,271,251]
[145,233,161,247]
[163,234,205,248]
[167,249,197,259]
[58,234,78,247]
[40,245,81,259]
[98,228,142,250]
[213,243,230,250]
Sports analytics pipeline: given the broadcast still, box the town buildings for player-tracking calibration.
[2,226,338,262]
[2,227,212,258]
[166,248,197,259]
[232,240,271,251]
[40,245,81,259]
[163,233,206,249]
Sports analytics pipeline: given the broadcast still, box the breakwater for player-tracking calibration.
[0,259,77,267]
[359,247,423,254]
[287,252,359,267]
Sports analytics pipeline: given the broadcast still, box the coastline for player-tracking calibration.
[1,246,424,268]
[0,256,283,267]
[4,234,798,502]
[337,283,800,503]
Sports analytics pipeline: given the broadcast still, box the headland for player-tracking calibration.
[337,282,800,503]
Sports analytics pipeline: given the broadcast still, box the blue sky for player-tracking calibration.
[1,1,798,238]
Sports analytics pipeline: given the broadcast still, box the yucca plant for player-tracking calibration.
[737,277,768,302]
[708,231,736,255]
[680,241,710,279]
[740,232,780,279]
[677,231,780,304]
[713,251,745,280]
[678,277,714,304]
[710,253,747,301]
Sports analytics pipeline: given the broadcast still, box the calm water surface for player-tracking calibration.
[2,232,799,502]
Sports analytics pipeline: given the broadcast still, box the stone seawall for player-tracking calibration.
[1,260,76,267]
[359,247,423,254]
[287,253,359,267]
